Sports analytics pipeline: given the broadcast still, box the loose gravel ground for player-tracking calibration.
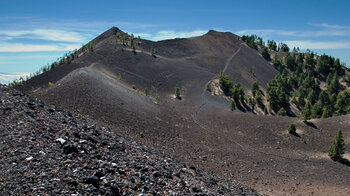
[0,84,257,195]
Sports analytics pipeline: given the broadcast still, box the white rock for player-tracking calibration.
[26,156,33,161]
[79,139,87,144]
[55,138,67,145]
[111,162,117,167]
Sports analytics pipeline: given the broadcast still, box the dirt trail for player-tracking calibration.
[222,44,243,73]
[190,44,312,162]
[191,44,243,128]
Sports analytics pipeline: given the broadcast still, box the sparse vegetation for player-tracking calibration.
[218,72,233,95]
[155,94,160,103]
[251,81,263,104]
[7,40,99,87]
[230,100,236,111]
[218,72,246,109]
[288,122,296,135]
[277,108,287,116]
[266,73,289,112]
[261,47,271,61]
[231,83,245,102]
[248,97,256,110]
[303,139,307,144]
[151,47,157,57]
[278,43,289,52]
[175,87,181,99]
[302,102,312,121]
[241,35,262,49]
[267,40,277,51]
[48,82,53,87]
[241,33,350,119]
[251,81,259,97]
[139,131,145,138]
[328,130,345,160]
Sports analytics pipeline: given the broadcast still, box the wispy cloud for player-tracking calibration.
[135,30,207,41]
[283,40,350,49]
[0,72,30,84]
[311,23,350,29]
[235,28,350,38]
[0,16,163,34]
[235,29,297,37]
[0,29,90,43]
[0,43,81,52]
[0,17,167,53]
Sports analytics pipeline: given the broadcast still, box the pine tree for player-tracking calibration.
[267,40,277,51]
[302,102,312,121]
[255,91,263,104]
[248,97,256,110]
[329,130,345,160]
[219,72,233,95]
[335,90,350,115]
[288,122,296,135]
[175,87,181,99]
[307,89,317,105]
[311,102,323,118]
[277,108,287,116]
[261,47,271,61]
[231,83,243,101]
[321,107,332,118]
[251,81,260,97]
[238,86,245,102]
[230,100,236,111]
[328,72,340,94]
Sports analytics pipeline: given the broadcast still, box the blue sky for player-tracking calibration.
[1,0,350,83]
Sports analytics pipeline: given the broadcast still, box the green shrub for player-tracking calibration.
[329,130,345,160]
[155,95,160,103]
[175,87,181,99]
[151,47,156,57]
[144,88,149,96]
[288,122,296,135]
[261,47,271,61]
[48,82,53,87]
[219,72,233,95]
[248,97,256,110]
[277,108,287,116]
[230,100,236,111]
[139,131,145,138]
[302,102,312,121]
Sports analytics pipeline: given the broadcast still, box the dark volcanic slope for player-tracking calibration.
[14,27,350,195]
[0,85,257,195]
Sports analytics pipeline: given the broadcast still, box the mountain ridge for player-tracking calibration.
[11,27,350,195]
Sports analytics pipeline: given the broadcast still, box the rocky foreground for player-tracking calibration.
[0,85,257,195]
